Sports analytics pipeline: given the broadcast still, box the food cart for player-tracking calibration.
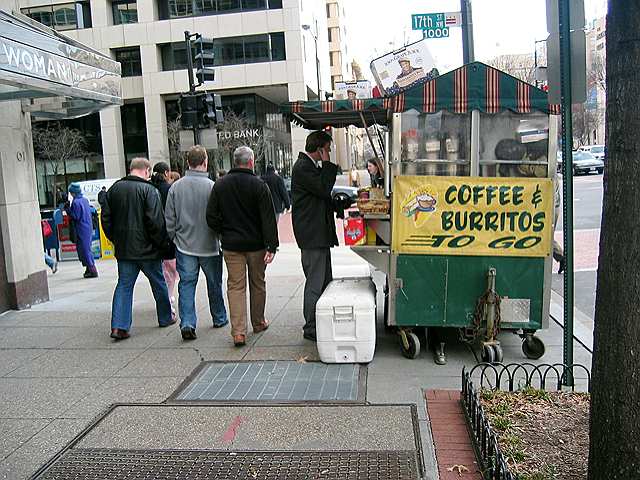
[282,62,559,364]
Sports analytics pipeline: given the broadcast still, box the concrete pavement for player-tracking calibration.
[0,243,592,479]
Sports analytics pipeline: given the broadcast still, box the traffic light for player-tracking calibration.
[202,93,224,125]
[193,35,215,85]
[179,93,199,129]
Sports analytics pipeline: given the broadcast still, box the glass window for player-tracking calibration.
[268,0,282,8]
[25,5,54,27]
[53,4,77,30]
[214,37,244,66]
[396,111,471,176]
[113,1,138,24]
[242,0,266,9]
[114,47,142,77]
[217,0,240,12]
[194,0,216,14]
[244,35,270,63]
[168,0,193,17]
[270,32,285,61]
[479,112,550,178]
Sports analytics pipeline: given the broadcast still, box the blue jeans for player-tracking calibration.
[44,253,55,269]
[111,259,173,331]
[176,251,228,330]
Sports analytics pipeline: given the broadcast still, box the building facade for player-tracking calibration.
[586,16,605,144]
[19,0,330,191]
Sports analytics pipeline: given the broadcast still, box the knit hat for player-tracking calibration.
[68,183,82,196]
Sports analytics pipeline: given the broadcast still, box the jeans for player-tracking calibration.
[44,253,55,269]
[111,259,173,331]
[176,251,228,330]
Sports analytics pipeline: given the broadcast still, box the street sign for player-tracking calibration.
[546,29,587,104]
[411,12,461,39]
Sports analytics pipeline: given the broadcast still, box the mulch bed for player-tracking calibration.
[480,388,589,480]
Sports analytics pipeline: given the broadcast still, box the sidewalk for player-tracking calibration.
[0,244,592,479]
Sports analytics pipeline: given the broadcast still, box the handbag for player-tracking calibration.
[41,220,53,238]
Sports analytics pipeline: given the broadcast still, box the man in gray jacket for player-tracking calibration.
[165,146,228,340]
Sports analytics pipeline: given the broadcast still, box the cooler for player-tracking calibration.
[315,278,377,364]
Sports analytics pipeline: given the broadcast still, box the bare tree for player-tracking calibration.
[573,103,602,146]
[487,53,537,84]
[32,123,87,208]
[589,1,640,478]
[589,53,606,92]
[166,119,186,174]
[212,110,267,174]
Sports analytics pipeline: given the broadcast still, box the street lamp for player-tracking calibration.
[302,23,321,100]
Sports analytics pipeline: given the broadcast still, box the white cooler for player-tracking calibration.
[315,278,377,364]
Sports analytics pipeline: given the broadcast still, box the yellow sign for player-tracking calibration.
[392,176,553,257]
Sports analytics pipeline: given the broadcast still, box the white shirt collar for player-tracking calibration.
[303,152,322,168]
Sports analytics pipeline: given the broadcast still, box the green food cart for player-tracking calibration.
[282,62,560,364]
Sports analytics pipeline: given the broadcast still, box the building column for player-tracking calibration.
[100,106,127,178]
[0,101,49,312]
[288,82,309,162]
[144,94,169,166]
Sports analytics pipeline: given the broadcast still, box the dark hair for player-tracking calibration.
[305,131,333,153]
[368,158,383,174]
[266,163,275,173]
[187,145,208,169]
[152,161,170,175]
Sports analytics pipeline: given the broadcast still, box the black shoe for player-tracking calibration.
[558,258,566,274]
[303,332,317,342]
[83,269,98,278]
[159,318,177,328]
[110,328,130,340]
[181,327,197,340]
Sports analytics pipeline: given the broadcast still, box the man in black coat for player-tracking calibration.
[101,157,174,340]
[291,130,338,341]
[261,163,290,223]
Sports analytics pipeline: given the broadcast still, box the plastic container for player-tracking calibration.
[344,214,366,246]
[315,278,377,364]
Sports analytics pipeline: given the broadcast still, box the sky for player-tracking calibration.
[346,0,608,81]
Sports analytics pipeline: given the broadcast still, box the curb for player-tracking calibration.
[549,290,594,353]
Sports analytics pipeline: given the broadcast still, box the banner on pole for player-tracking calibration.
[392,176,553,257]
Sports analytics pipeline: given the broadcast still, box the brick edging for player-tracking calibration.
[425,389,482,480]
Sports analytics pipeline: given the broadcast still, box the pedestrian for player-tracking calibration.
[41,219,58,273]
[165,146,228,340]
[101,157,175,340]
[217,169,226,178]
[66,183,98,278]
[349,164,361,188]
[291,131,338,341]
[97,186,107,210]
[169,171,181,183]
[151,161,179,320]
[206,146,278,347]
[553,177,566,273]
[261,163,290,223]
[367,158,384,188]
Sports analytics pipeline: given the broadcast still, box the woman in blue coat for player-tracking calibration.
[66,183,98,278]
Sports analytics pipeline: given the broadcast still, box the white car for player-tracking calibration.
[578,145,605,160]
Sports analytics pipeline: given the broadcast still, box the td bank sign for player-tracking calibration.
[216,128,262,140]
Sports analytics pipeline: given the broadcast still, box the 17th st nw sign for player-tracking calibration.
[411,12,462,38]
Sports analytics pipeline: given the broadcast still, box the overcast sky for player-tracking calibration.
[346,0,607,80]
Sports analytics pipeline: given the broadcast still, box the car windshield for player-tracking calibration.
[573,151,596,161]
[591,146,604,153]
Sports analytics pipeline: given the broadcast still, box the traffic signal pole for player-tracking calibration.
[184,30,200,145]
[460,0,475,63]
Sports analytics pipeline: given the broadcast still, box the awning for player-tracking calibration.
[281,98,393,129]
[0,10,122,119]
[394,62,560,115]
[281,62,560,129]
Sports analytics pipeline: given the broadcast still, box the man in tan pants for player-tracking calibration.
[206,146,279,346]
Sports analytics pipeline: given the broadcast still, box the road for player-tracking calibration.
[553,173,603,319]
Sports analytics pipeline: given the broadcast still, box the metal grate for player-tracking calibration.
[173,361,363,402]
[35,448,419,480]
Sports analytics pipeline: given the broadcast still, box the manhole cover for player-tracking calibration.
[35,448,419,479]
[171,361,365,402]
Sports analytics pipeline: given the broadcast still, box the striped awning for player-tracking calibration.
[395,62,560,115]
[280,62,559,129]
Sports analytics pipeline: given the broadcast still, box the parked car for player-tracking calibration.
[558,151,604,175]
[578,144,605,160]
[282,178,358,204]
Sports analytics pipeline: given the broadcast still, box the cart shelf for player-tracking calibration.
[363,214,390,220]
[350,246,391,274]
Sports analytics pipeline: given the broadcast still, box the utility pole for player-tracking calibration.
[184,30,199,145]
[460,0,475,63]
[558,0,575,385]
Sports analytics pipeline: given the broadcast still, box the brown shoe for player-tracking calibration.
[253,320,269,334]
[233,334,246,347]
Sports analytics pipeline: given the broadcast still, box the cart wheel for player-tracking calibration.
[522,335,545,360]
[400,332,421,359]
[492,344,504,363]
[481,344,495,364]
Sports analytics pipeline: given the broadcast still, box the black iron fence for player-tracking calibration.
[461,363,590,480]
